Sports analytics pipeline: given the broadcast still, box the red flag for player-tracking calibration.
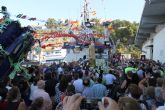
[21,15,27,19]
[28,18,37,21]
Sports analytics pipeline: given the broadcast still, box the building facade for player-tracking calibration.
[135,0,165,63]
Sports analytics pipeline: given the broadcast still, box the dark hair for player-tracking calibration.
[7,86,21,102]
[33,77,39,86]
[78,71,83,78]
[65,84,75,96]
[73,74,79,80]
[97,77,102,83]
[148,77,156,87]
[127,71,133,78]
[157,78,163,87]
[3,76,10,86]
[145,86,155,99]
[59,75,69,92]
[28,97,44,110]
[44,73,52,80]
[83,78,90,87]
[118,97,141,110]
[127,84,142,99]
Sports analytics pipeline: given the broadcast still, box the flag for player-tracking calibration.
[28,18,37,21]
[91,11,96,16]
[16,14,23,18]
[21,15,27,19]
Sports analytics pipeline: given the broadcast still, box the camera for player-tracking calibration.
[80,98,101,110]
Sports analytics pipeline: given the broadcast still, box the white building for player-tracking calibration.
[135,0,165,63]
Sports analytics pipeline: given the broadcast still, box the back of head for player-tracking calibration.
[127,84,142,99]
[78,71,83,79]
[59,75,69,92]
[97,77,102,83]
[155,87,163,102]
[118,97,141,110]
[145,86,155,99]
[65,84,75,96]
[28,97,44,110]
[157,78,163,87]
[83,78,90,87]
[148,77,156,87]
[7,86,21,102]
[37,80,45,89]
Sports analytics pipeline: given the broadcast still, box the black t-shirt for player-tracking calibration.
[45,78,58,97]
[7,101,20,110]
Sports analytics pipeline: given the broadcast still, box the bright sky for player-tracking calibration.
[0,0,145,26]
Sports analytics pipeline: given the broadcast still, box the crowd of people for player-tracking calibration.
[0,56,165,110]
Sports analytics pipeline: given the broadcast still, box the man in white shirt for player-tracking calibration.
[32,80,52,110]
[73,72,84,93]
[103,73,116,86]
[157,77,165,110]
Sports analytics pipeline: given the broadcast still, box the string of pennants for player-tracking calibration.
[33,32,108,49]
[15,14,46,22]
[15,11,97,22]
[35,32,79,41]
[41,41,107,49]
[34,32,106,42]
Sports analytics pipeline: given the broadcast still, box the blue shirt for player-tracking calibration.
[82,87,93,98]
[91,83,107,98]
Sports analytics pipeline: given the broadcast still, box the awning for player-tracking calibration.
[135,0,165,46]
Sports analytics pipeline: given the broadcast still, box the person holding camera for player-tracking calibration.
[62,94,119,110]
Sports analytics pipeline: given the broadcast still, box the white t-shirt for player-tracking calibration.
[29,84,38,100]
[31,88,52,110]
[73,79,84,93]
[103,74,116,85]
[156,105,165,110]
[57,67,64,74]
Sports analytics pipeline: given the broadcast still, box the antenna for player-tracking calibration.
[83,0,89,22]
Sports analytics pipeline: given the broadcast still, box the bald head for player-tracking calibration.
[37,80,45,89]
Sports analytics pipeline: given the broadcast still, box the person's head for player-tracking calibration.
[144,86,155,99]
[28,97,44,110]
[33,77,39,86]
[73,74,79,80]
[59,75,69,92]
[78,71,83,79]
[156,78,163,87]
[118,97,141,110]
[127,71,133,79]
[3,76,10,86]
[7,86,21,102]
[65,84,75,96]
[97,77,102,84]
[148,77,157,87]
[37,80,45,89]
[83,78,90,87]
[127,84,142,99]
[44,73,52,80]
[155,87,164,103]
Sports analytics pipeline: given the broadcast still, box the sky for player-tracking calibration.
[0,0,145,26]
